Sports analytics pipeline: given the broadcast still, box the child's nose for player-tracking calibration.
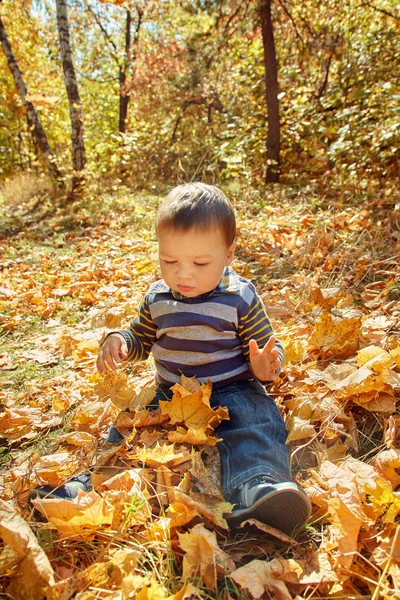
[177,265,193,279]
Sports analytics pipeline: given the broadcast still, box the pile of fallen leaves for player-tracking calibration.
[0,184,400,599]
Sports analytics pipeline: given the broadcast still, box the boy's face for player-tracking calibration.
[158,226,235,297]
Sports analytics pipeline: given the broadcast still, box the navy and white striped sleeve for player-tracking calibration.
[237,286,285,365]
[117,294,157,362]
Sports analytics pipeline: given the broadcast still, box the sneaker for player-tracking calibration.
[104,424,125,445]
[226,476,312,537]
[28,472,92,512]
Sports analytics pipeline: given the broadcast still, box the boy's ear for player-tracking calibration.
[226,242,236,265]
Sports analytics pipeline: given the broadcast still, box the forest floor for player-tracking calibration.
[1,175,400,600]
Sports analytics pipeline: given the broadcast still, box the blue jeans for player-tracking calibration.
[107,379,291,502]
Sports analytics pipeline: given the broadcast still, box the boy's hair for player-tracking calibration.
[156,182,236,246]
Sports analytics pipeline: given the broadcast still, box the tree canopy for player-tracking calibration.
[0,0,399,188]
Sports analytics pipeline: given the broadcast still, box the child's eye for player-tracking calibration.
[194,263,209,267]
[163,260,177,265]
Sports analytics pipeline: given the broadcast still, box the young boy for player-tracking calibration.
[96,182,311,536]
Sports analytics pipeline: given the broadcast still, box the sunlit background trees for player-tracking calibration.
[0,0,399,191]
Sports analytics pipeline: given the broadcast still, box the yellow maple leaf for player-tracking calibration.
[137,442,191,468]
[308,312,361,359]
[282,339,306,366]
[178,523,235,591]
[96,371,156,409]
[166,501,198,528]
[160,381,228,445]
[373,449,400,489]
[168,425,220,446]
[356,345,394,372]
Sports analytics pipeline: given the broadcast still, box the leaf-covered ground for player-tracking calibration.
[1,180,400,600]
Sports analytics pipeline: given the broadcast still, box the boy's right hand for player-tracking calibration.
[97,333,128,373]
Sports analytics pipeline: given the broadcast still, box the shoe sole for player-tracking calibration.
[226,483,312,537]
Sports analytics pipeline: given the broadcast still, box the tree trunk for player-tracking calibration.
[0,16,63,185]
[259,0,280,183]
[55,0,86,189]
[119,9,131,133]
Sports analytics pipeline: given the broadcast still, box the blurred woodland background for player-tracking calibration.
[0,0,399,196]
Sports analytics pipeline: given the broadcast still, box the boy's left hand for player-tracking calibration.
[249,336,282,382]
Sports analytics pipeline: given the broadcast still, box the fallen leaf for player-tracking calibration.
[137,442,191,469]
[373,449,400,489]
[178,523,235,590]
[32,452,84,486]
[0,498,55,599]
[231,558,302,600]
[286,416,316,443]
[174,490,231,529]
[20,349,59,365]
[308,312,361,359]
[31,490,114,537]
[357,345,394,372]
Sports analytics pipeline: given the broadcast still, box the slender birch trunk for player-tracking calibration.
[119,9,131,134]
[259,0,281,183]
[0,16,63,185]
[55,0,86,189]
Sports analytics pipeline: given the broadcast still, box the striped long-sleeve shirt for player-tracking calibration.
[116,267,284,387]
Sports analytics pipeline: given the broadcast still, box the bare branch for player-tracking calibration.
[276,0,305,44]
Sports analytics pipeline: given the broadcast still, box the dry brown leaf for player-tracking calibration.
[231,558,302,600]
[0,498,55,599]
[178,523,235,591]
[174,490,231,529]
[46,561,113,600]
[335,367,394,406]
[71,399,118,436]
[189,449,223,498]
[286,416,316,443]
[60,431,97,447]
[134,407,169,427]
[384,416,400,449]
[240,519,298,544]
[21,348,59,365]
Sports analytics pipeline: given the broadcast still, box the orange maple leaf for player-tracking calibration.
[307,312,361,359]
[159,380,229,446]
